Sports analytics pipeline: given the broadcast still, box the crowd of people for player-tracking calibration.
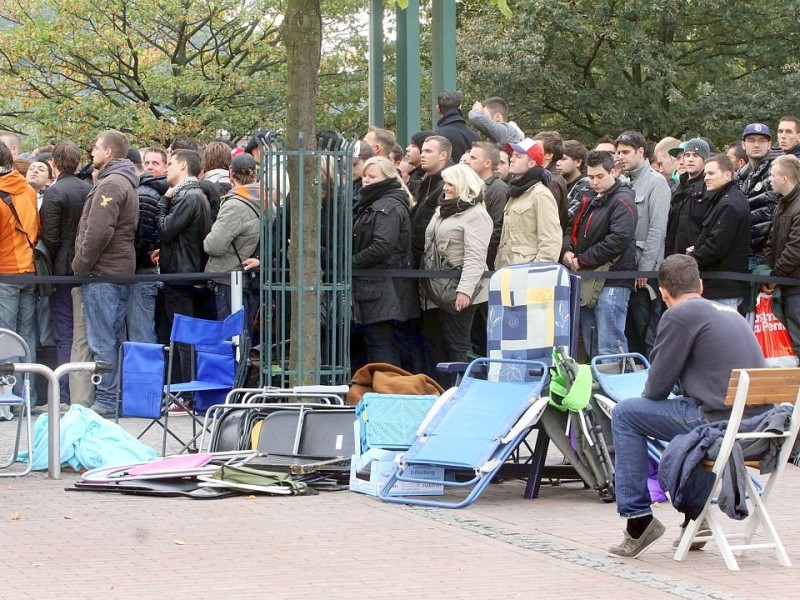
[2,89,800,415]
[352,91,800,385]
[0,131,265,417]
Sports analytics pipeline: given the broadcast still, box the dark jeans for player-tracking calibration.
[362,321,403,367]
[50,284,77,403]
[423,304,478,388]
[625,283,662,358]
[780,293,800,358]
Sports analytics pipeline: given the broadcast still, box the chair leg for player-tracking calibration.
[524,430,550,499]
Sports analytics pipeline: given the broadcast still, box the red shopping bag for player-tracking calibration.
[753,293,799,367]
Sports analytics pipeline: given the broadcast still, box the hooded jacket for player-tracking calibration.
[204,182,266,274]
[0,169,38,275]
[564,179,638,288]
[72,158,139,276]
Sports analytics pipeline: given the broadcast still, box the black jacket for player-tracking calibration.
[136,173,168,272]
[689,181,751,300]
[410,169,446,267]
[156,180,212,275]
[740,149,782,257]
[665,173,707,257]
[352,181,419,325]
[764,185,800,296]
[39,174,92,276]
[482,175,508,269]
[564,179,637,288]
[434,109,479,164]
[545,164,569,230]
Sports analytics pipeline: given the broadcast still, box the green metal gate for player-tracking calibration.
[258,135,354,387]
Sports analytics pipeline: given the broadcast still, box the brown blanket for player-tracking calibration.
[347,363,444,405]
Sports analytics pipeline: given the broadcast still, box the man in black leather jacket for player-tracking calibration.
[156,149,212,381]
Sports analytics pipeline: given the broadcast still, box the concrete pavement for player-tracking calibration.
[1,414,797,599]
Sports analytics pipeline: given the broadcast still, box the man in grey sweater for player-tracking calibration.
[608,254,766,559]
[616,131,670,356]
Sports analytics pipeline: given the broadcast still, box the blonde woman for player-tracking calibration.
[422,163,492,386]
[352,156,418,366]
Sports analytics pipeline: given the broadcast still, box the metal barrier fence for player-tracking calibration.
[259,135,354,387]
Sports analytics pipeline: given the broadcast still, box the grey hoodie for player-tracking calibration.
[467,108,525,145]
[72,158,139,276]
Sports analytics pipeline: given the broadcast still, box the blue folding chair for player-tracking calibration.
[379,358,550,508]
[0,329,33,477]
[118,310,244,455]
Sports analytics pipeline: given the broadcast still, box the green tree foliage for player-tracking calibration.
[0,0,372,144]
[457,0,800,145]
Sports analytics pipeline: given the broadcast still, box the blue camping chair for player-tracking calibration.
[439,262,582,499]
[0,329,33,477]
[378,358,550,508]
[118,309,245,455]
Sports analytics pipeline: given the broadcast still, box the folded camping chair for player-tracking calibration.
[118,309,245,455]
[0,329,33,477]
[675,368,800,571]
[469,262,582,498]
[539,347,615,501]
[379,357,550,508]
[591,352,665,463]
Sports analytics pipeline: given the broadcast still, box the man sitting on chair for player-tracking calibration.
[608,254,767,559]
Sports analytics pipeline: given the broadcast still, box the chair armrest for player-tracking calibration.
[436,362,470,374]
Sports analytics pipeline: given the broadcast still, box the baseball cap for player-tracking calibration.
[668,141,687,158]
[230,152,257,175]
[505,138,544,166]
[681,138,710,160]
[742,123,771,140]
[352,140,374,160]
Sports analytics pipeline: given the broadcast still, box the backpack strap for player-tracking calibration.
[0,191,34,250]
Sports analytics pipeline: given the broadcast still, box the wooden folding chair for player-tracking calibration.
[674,368,800,570]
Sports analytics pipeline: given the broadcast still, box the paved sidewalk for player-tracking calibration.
[1,414,797,599]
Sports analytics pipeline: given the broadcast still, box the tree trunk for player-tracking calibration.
[284,0,322,385]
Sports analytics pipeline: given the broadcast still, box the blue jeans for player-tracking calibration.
[82,283,128,410]
[580,285,631,357]
[0,281,37,402]
[713,297,742,309]
[612,395,706,518]
[126,280,159,343]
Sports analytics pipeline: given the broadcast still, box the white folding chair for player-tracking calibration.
[674,368,800,570]
[0,329,33,477]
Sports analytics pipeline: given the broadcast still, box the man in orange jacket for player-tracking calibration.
[0,140,39,360]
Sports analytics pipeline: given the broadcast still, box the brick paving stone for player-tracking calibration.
[1,415,798,599]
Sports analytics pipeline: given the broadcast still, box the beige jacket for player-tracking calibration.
[423,203,492,309]
[494,181,561,268]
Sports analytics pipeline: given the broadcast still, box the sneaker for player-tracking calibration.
[0,406,13,421]
[608,517,666,558]
[672,519,710,551]
[90,404,117,419]
[168,404,192,416]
